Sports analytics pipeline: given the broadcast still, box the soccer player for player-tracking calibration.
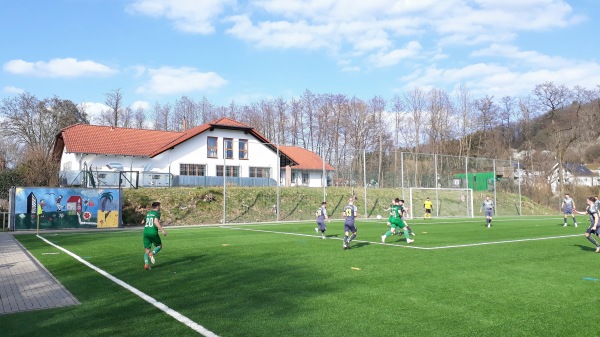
[342,198,358,249]
[314,201,329,239]
[381,198,414,244]
[575,197,600,253]
[480,196,494,228]
[561,193,578,227]
[143,201,167,270]
[398,199,415,236]
[423,197,433,219]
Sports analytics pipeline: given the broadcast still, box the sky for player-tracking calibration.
[1,0,599,120]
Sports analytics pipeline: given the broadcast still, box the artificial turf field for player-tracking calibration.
[3,216,598,337]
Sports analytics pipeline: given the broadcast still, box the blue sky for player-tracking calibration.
[1,0,599,120]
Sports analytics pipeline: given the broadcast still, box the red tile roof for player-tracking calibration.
[58,124,181,156]
[279,146,335,171]
[55,119,334,171]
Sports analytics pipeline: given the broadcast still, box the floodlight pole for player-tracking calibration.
[322,146,326,202]
[401,152,404,200]
[493,159,497,216]
[434,154,439,217]
[363,149,367,218]
[276,144,280,222]
[223,155,226,225]
[517,161,522,216]
[465,156,469,216]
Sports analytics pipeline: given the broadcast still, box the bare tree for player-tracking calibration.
[472,95,500,157]
[455,84,475,158]
[0,93,87,158]
[104,88,124,127]
[133,106,146,129]
[499,96,516,150]
[368,95,386,186]
[404,87,427,153]
[533,82,574,196]
[173,96,198,131]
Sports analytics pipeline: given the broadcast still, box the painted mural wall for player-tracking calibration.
[11,187,121,230]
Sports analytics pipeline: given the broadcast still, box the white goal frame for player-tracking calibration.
[409,187,474,219]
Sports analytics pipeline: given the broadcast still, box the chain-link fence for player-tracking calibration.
[53,139,596,225]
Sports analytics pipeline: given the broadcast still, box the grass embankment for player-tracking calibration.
[122,187,555,226]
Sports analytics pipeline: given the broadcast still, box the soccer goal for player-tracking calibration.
[409,187,474,218]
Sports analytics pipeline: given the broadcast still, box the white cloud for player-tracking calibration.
[3,58,116,78]
[130,0,583,74]
[127,0,234,34]
[367,41,422,67]
[78,102,110,122]
[399,58,600,99]
[131,100,150,111]
[3,86,24,94]
[136,66,228,95]
[471,44,571,68]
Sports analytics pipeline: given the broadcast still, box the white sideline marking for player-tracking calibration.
[222,226,583,251]
[420,234,583,250]
[36,235,220,337]
[221,226,426,249]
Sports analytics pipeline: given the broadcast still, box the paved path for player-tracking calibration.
[0,232,79,315]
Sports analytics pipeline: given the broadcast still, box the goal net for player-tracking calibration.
[409,187,474,218]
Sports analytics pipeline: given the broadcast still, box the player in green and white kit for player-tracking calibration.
[381,198,414,244]
[143,202,167,270]
[397,199,415,237]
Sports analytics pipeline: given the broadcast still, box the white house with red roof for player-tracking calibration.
[53,117,334,188]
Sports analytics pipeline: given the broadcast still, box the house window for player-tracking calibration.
[239,139,248,160]
[224,138,234,159]
[250,167,270,178]
[207,137,218,158]
[302,173,310,184]
[216,165,239,177]
[180,164,206,176]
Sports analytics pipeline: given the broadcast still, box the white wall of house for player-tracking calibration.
[280,169,330,187]
[548,170,599,194]
[169,129,279,177]
[60,128,279,179]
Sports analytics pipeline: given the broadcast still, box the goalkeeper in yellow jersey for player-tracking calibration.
[423,197,433,219]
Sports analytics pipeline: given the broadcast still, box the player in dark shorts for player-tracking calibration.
[342,198,358,249]
[314,201,329,239]
[575,197,600,253]
[561,193,578,227]
[480,196,494,228]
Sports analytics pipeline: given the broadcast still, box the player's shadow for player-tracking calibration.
[574,244,595,252]
[350,242,371,249]
[326,234,339,238]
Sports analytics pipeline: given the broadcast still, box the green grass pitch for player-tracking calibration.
[2,216,596,337]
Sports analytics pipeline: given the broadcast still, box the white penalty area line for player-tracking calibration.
[36,235,220,337]
[221,226,584,251]
[419,233,583,250]
[220,226,426,249]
